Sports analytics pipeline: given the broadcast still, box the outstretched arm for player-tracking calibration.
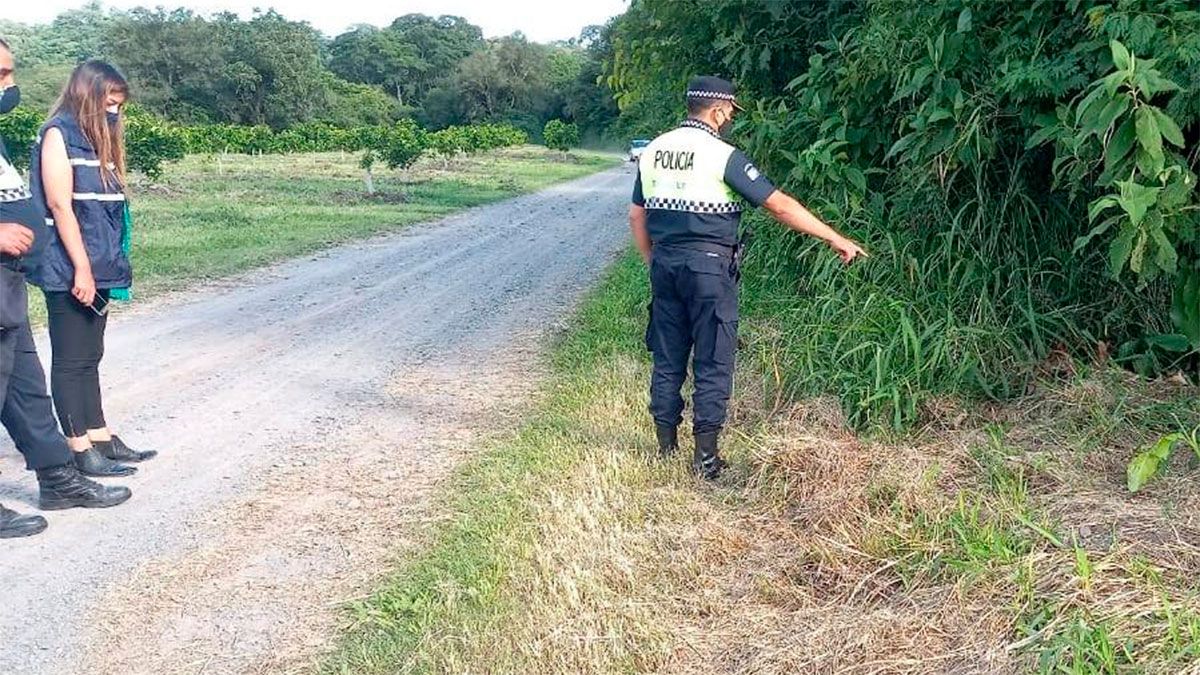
[763,190,866,264]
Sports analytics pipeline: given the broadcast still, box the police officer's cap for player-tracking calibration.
[686,75,744,111]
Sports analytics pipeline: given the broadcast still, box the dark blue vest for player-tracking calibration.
[28,113,132,292]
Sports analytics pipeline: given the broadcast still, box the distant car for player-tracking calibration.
[628,139,651,163]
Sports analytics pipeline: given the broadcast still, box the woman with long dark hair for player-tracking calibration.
[29,60,157,477]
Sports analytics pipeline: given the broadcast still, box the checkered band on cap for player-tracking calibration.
[645,196,743,214]
[687,90,736,101]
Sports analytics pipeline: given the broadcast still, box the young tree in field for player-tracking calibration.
[543,119,580,152]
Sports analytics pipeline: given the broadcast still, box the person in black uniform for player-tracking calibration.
[630,76,866,480]
[0,37,132,539]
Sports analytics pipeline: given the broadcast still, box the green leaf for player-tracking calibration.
[885,133,915,161]
[957,8,973,33]
[1150,107,1185,148]
[1109,224,1137,276]
[1088,196,1119,222]
[1111,40,1132,72]
[845,167,867,194]
[1025,125,1059,149]
[1127,452,1160,492]
[1135,107,1164,168]
[1105,117,1137,172]
[1074,215,1117,253]
[1127,433,1182,493]
[1145,333,1191,353]
[1150,225,1178,274]
[1116,179,1160,228]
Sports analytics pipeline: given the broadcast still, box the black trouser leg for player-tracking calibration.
[686,264,738,436]
[0,323,74,471]
[647,255,691,429]
[44,291,109,438]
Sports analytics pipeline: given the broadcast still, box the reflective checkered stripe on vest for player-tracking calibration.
[28,113,132,292]
[638,125,741,244]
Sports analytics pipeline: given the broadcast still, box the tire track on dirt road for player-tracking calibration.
[0,163,635,674]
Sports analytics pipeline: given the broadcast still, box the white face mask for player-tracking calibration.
[106,105,120,114]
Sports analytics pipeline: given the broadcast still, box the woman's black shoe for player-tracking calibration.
[0,504,48,538]
[95,435,158,463]
[36,465,132,510]
[73,448,137,477]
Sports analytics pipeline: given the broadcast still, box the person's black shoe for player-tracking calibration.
[0,504,48,539]
[73,448,136,477]
[37,465,132,510]
[94,435,158,463]
[655,424,679,458]
[692,432,727,481]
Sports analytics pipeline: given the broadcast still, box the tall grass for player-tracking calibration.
[738,175,1170,429]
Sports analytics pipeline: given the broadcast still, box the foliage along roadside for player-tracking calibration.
[605,0,1200,429]
[0,105,529,179]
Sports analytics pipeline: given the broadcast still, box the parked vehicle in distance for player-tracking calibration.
[629,139,650,162]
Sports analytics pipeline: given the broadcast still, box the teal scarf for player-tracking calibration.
[109,202,133,301]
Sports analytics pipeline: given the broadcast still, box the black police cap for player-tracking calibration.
[686,75,744,111]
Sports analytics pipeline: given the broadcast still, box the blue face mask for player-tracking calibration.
[0,86,20,115]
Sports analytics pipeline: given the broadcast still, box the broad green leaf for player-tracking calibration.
[1150,107,1185,148]
[1105,117,1137,172]
[1150,225,1178,274]
[885,133,915,161]
[1025,125,1059,149]
[1091,97,1129,137]
[957,8,973,33]
[1135,107,1164,168]
[1116,179,1160,228]
[1145,333,1191,353]
[1110,40,1132,72]
[1088,196,1118,222]
[1109,224,1137,276]
[845,167,867,194]
[1127,451,1159,492]
[1075,85,1107,124]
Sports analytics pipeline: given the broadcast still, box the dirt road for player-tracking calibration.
[0,164,633,674]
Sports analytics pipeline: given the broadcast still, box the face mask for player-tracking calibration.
[106,106,120,125]
[717,110,734,137]
[0,86,20,115]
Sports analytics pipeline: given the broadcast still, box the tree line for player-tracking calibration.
[0,2,619,141]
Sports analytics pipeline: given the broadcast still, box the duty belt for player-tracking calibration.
[656,241,735,258]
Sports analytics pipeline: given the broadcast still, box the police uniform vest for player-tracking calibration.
[28,113,132,292]
[637,121,743,248]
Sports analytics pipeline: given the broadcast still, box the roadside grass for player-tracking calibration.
[325,250,1200,673]
[24,146,619,321]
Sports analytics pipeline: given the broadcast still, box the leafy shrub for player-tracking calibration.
[543,119,580,152]
[0,108,42,171]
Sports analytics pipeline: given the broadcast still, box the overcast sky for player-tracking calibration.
[6,0,630,42]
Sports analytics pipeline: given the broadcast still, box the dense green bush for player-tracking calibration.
[0,108,42,171]
[543,119,580,152]
[609,0,1200,427]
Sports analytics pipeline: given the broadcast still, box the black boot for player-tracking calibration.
[692,432,727,481]
[0,504,48,539]
[655,424,679,457]
[37,465,132,510]
[94,435,158,463]
[73,448,136,477]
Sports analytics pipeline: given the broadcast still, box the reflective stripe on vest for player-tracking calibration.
[638,126,741,214]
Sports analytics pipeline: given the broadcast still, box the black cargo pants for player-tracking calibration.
[0,265,74,471]
[645,244,738,435]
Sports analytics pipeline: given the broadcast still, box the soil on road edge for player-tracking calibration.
[0,164,634,675]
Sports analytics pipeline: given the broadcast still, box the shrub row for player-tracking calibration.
[0,107,529,178]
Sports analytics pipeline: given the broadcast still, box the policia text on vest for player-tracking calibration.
[628,75,867,481]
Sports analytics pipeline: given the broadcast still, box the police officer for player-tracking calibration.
[630,76,865,480]
[0,37,132,539]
